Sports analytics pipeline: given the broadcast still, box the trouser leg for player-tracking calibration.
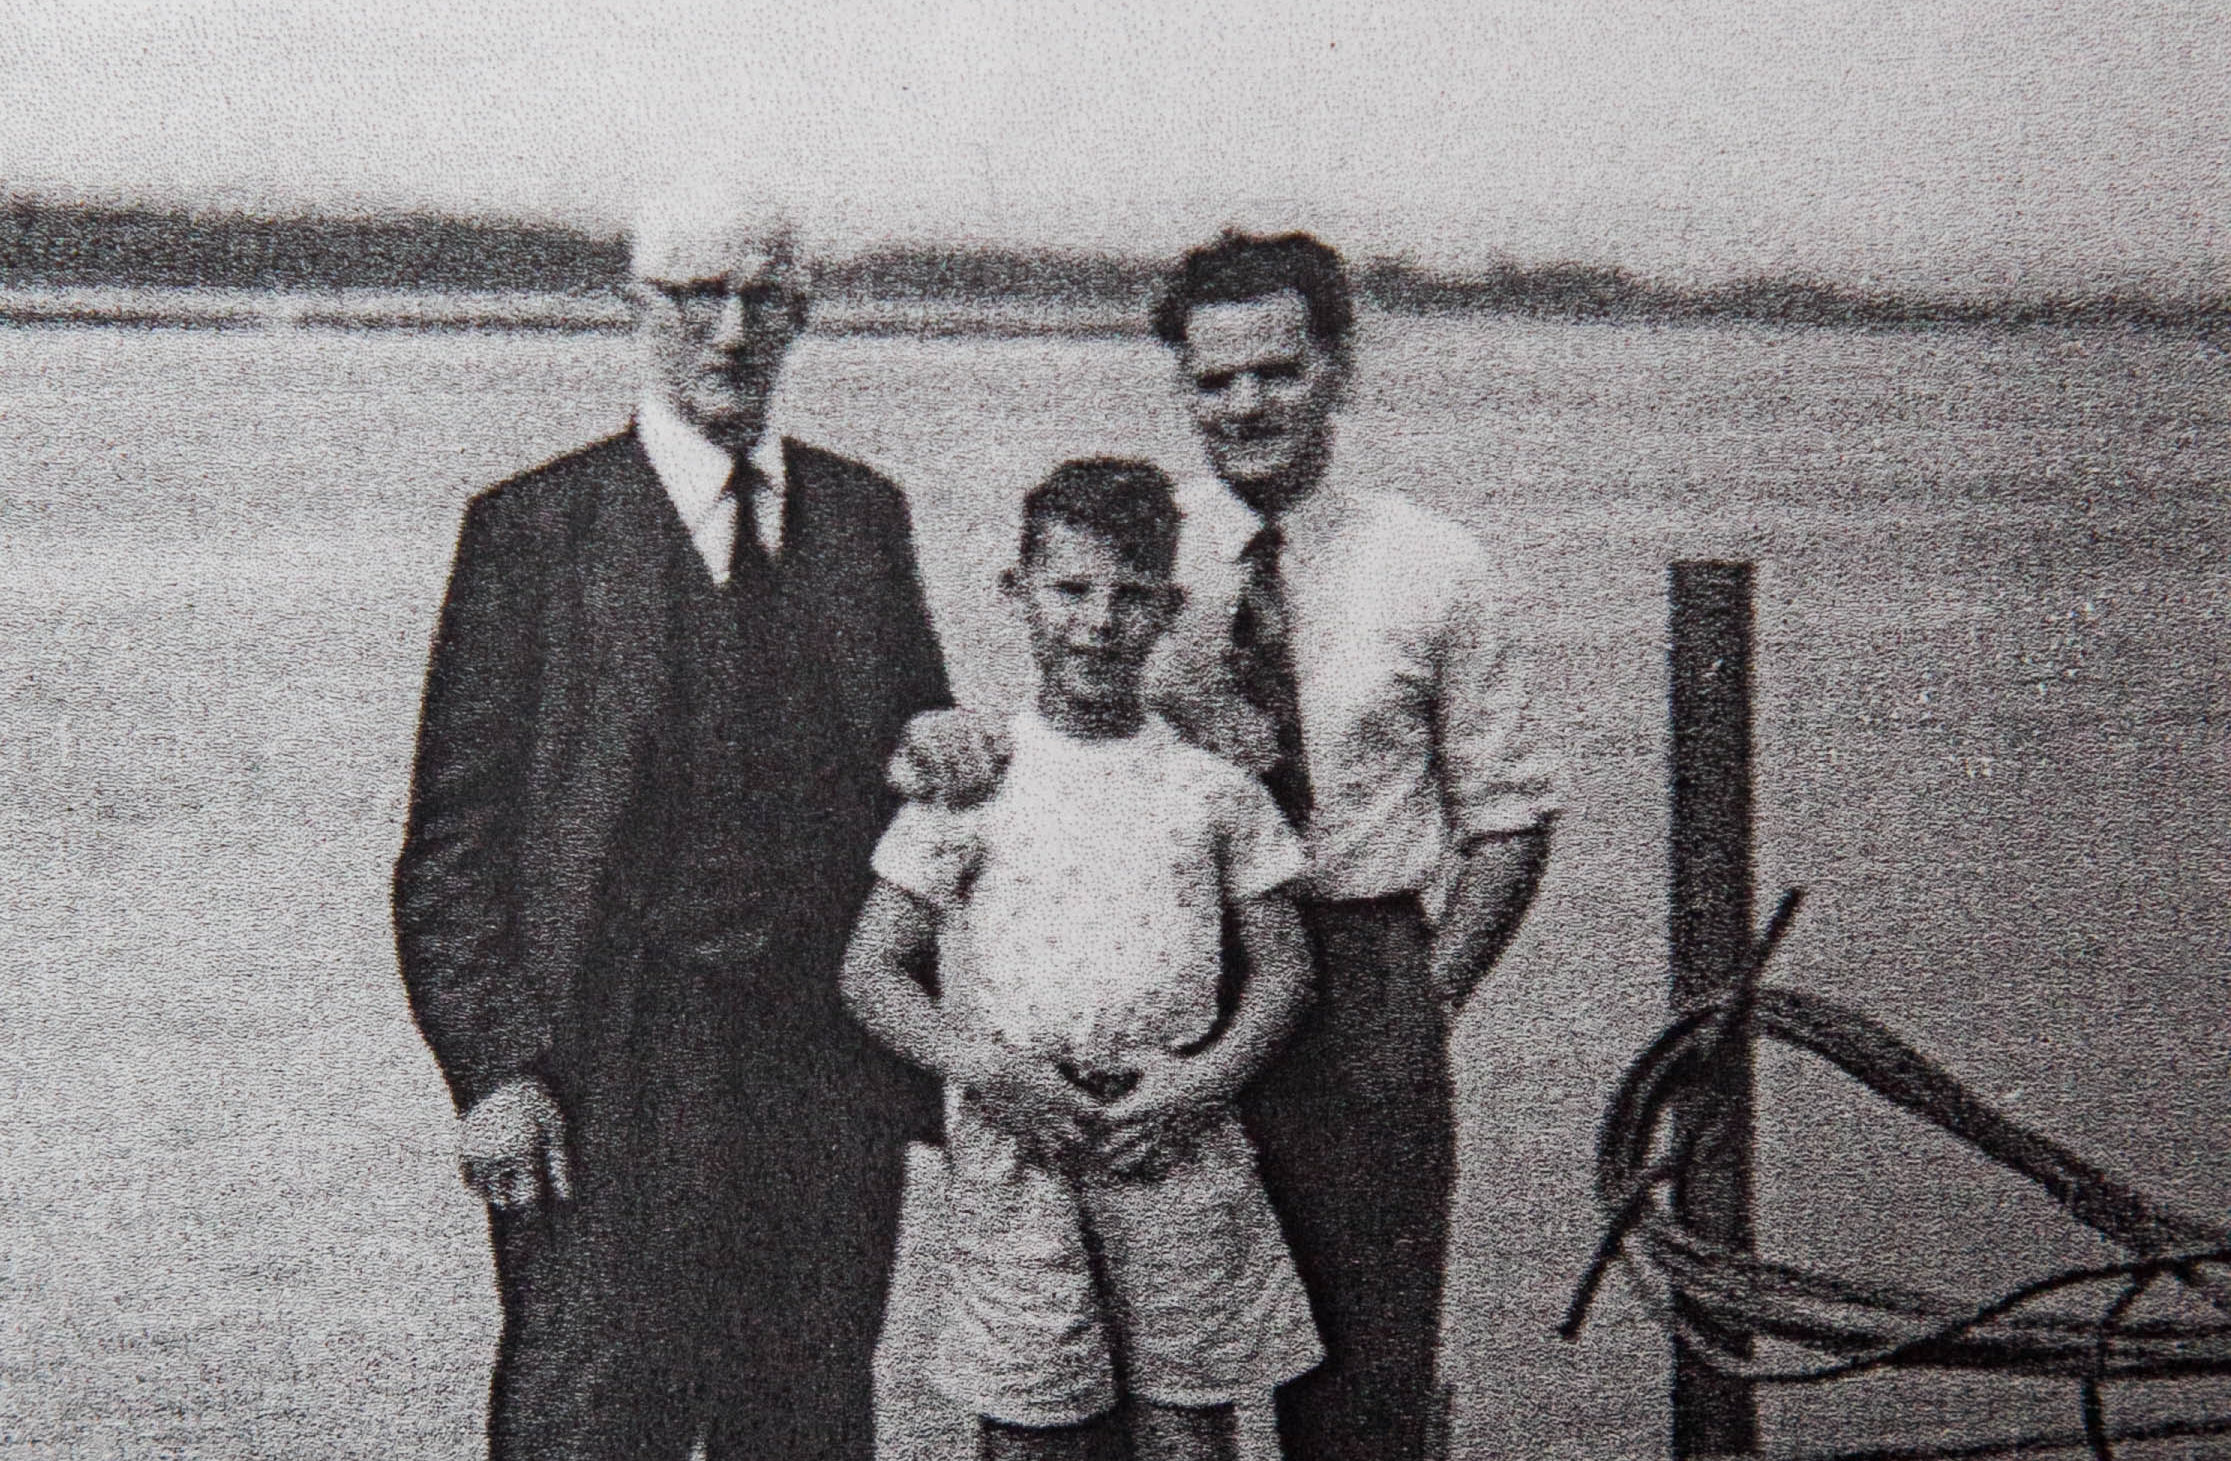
[980,1416,1127,1461]
[485,1135,895,1461]
[1244,896,1451,1461]
[703,1240,889,1461]
[1129,1400,1239,1461]
[482,934,935,1461]
[487,1201,702,1461]
[700,1061,921,1460]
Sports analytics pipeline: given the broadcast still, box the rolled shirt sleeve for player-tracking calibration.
[1283,489,1560,903]
[1435,567,1562,843]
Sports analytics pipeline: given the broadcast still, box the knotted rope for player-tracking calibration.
[1562,890,2231,1460]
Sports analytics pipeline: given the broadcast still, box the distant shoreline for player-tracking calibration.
[4,201,2228,336]
[0,285,1149,338]
[6,283,2229,341]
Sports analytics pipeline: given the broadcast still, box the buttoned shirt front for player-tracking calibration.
[1156,472,1559,909]
[635,396,787,582]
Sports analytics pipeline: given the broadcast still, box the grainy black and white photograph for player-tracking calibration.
[4,4,2228,1459]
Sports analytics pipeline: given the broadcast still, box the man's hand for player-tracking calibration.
[886,708,1013,807]
[1094,1055,1223,1180]
[1426,826,1552,1017]
[458,1077,573,1214]
[959,1044,1097,1165]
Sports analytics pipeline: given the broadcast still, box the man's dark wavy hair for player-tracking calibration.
[1149,230,1355,354]
[1019,458,1181,575]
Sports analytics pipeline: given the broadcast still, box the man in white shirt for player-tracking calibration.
[895,231,1557,1461]
[1147,230,1557,1461]
[394,195,950,1460]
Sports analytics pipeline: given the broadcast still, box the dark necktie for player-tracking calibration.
[727,460,775,594]
[1231,524,1312,825]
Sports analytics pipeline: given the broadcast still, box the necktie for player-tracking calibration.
[726,461,774,593]
[1231,524,1312,825]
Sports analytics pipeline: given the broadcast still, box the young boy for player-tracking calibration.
[842,458,1322,1461]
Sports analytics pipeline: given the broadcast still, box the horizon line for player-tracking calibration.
[3,200,2229,331]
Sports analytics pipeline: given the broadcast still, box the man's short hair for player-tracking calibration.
[1149,230,1355,354]
[629,188,812,316]
[1019,458,1181,576]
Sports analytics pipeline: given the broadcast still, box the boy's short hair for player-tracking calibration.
[1149,230,1354,355]
[1019,458,1182,576]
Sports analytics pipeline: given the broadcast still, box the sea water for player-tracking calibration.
[2,314,2226,1458]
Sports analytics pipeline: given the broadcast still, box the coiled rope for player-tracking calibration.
[1561,890,2231,1461]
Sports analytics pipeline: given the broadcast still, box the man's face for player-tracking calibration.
[637,236,803,453]
[1179,290,1345,515]
[1007,522,1182,717]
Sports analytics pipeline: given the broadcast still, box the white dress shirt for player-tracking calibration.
[635,396,786,583]
[1156,472,1560,909]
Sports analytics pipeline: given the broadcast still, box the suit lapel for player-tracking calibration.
[517,434,677,1004]
[775,437,810,575]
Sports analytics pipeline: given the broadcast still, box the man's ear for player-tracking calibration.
[997,565,1023,600]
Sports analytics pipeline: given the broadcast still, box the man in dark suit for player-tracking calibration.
[393,197,950,1461]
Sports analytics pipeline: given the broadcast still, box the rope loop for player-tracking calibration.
[1564,889,2231,1460]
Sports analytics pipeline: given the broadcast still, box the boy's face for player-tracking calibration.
[1007,521,1183,716]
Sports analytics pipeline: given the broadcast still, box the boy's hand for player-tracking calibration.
[1094,1055,1223,1179]
[960,1043,1097,1161]
[887,708,1012,808]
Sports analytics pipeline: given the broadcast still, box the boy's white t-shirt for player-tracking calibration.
[872,708,1306,1070]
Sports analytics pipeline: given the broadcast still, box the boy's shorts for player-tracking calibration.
[935,1093,1324,1427]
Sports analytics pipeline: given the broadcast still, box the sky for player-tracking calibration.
[3,0,2226,295]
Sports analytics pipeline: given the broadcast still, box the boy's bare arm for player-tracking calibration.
[1190,889,1313,1099]
[840,880,966,1079]
[1099,888,1312,1165]
[841,880,1095,1152]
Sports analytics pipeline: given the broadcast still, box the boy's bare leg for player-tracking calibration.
[1128,1400,1238,1461]
[982,1415,1125,1461]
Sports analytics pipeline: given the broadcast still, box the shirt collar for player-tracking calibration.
[1180,471,1359,566]
[1174,474,1263,567]
[1273,478,1361,557]
[635,395,786,530]
[1014,704,1172,752]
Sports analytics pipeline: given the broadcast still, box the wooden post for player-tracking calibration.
[1667,562,1759,1458]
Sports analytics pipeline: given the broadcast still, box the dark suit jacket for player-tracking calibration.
[392,429,950,1117]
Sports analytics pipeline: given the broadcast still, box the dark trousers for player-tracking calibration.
[484,939,919,1461]
[1243,895,1452,1461]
